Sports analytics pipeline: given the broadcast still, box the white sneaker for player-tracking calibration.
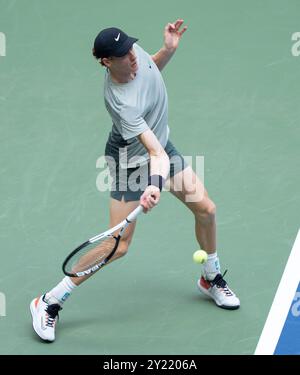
[30,295,62,342]
[197,271,240,310]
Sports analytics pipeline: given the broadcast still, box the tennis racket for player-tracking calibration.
[62,205,143,277]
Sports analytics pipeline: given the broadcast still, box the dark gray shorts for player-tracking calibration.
[105,140,188,202]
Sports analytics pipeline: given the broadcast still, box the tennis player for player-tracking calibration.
[30,19,240,342]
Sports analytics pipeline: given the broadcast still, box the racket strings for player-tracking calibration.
[69,236,118,274]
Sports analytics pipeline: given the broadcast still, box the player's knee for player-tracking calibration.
[207,200,216,217]
[194,199,216,222]
[116,238,131,258]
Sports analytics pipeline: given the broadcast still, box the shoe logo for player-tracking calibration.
[41,317,47,331]
[114,33,120,42]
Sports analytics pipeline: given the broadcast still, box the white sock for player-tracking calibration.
[45,277,77,306]
[203,252,221,281]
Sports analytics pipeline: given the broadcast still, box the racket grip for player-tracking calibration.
[127,205,143,222]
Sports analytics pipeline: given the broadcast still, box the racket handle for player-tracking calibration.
[127,205,143,222]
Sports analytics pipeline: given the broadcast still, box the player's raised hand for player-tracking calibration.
[164,19,187,51]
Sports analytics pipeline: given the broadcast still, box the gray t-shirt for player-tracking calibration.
[104,44,169,168]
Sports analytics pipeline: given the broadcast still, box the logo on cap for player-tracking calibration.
[93,27,138,58]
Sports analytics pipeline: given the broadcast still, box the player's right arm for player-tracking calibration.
[138,129,170,212]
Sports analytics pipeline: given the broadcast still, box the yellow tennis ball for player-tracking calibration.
[193,250,208,264]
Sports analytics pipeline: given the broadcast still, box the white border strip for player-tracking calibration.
[0,32,6,57]
[255,229,300,355]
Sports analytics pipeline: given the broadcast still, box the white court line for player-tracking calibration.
[255,229,300,355]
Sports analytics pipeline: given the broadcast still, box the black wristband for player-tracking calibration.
[148,174,166,192]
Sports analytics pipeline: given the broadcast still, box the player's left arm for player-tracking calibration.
[151,19,187,71]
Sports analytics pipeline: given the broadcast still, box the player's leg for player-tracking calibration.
[30,144,143,341]
[30,197,139,341]
[69,197,139,286]
[167,165,216,254]
[106,197,140,261]
[169,166,218,258]
[166,147,240,310]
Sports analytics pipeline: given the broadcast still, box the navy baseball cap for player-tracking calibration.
[93,27,138,58]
